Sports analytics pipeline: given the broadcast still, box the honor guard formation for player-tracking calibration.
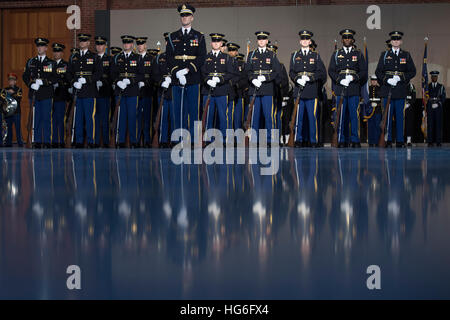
[2,3,447,149]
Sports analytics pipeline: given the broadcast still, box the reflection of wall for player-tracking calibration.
[111,4,450,96]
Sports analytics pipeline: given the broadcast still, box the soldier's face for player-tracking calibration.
[228,50,238,57]
[37,45,47,55]
[53,51,63,60]
[96,44,106,54]
[180,14,193,27]
[79,40,89,49]
[211,41,221,51]
[342,38,353,47]
[432,76,438,82]
[258,39,268,48]
[370,80,378,86]
[137,44,147,53]
[391,39,402,48]
[8,79,16,87]
[123,43,133,52]
[300,39,311,48]
[220,46,227,53]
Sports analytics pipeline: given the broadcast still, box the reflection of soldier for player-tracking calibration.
[426,71,446,147]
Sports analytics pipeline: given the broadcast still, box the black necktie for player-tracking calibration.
[184,29,188,37]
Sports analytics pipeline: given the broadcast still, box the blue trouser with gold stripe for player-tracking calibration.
[95,97,110,146]
[251,95,274,143]
[74,97,96,145]
[137,96,152,144]
[5,114,23,146]
[204,95,228,139]
[367,113,382,145]
[30,98,52,144]
[158,97,172,143]
[172,84,199,141]
[52,100,66,145]
[336,95,360,143]
[385,98,405,143]
[117,96,138,145]
[294,98,318,143]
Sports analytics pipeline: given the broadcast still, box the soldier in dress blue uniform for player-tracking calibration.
[365,75,382,146]
[135,37,154,147]
[247,31,282,144]
[166,4,207,144]
[200,33,236,142]
[152,32,173,147]
[375,31,416,148]
[328,29,367,148]
[426,71,446,147]
[94,36,113,148]
[3,73,23,147]
[111,35,145,148]
[67,33,103,148]
[23,37,57,148]
[289,30,327,147]
[51,43,70,148]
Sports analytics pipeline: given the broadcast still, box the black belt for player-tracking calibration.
[296,72,314,77]
[120,73,136,78]
[75,71,92,76]
[339,69,357,75]
[253,70,272,75]
[386,71,404,76]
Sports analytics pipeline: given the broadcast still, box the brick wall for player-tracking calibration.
[1,0,450,40]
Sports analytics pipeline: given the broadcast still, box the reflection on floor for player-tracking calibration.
[0,147,449,299]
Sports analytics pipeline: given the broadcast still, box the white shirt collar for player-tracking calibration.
[98,53,104,58]
[56,59,61,64]
[212,50,220,56]
[140,52,146,58]
[38,55,46,61]
[301,47,309,55]
[81,49,88,56]
[182,27,191,34]
[124,50,132,57]
[392,48,399,55]
[259,47,266,53]
[344,46,352,53]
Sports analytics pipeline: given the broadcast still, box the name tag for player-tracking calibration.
[130,60,137,67]
[87,59,94,64]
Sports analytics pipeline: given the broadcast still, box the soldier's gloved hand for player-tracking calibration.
[176,69,189,79]
[252,79,262,88]
[31,83,40,91]
[339,79,350,87]
[179,75,187,86]
[207,79,217,88]
[68,88,73,95]
[161,80,170,89]
[257,75,266,82]
[78,77,86,85]
[35,79,43,86]
[53,83,59,89]
[297,78,306,87]
[393,75,401,82]
[122,78,131,86]
[138,82,145,89]
[73,82,82,90]
[165,76,172,84]
[96,81,103,88]
[212,76,220,83]
[345,75,354,82]
[302,75,310,82]
[117,81,127,90]
[387,78,397,86]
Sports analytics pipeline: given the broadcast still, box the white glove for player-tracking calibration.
[138,81,145,89]
[73,82,82,90]
[117,81,127,90]
[345,75,354,82]
[432,103,439,109]
[53,83,59,89]
[252,79,262,88]
[78,77,86,84]
[123,78,131,86]
[207,79,217,88]
[387,78,397,86]
[35,79,43,86]
[176,68,189,79]
[282,102,287,107]
[31,83,39,91]
[302,75,310,82]
[96,80,103,88]
[179,75,187,86]
[393,75,401,82]
[257,75,266,82]
[297,78,306,87]
[164,76,172,84]
[161,80,170,89]
[68,88,73,94]
[405,103,410,109]
[340,79,350,87]
[212,76,220,83]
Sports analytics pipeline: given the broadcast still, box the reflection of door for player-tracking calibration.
[1,8,73,142]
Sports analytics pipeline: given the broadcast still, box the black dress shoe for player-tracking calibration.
[117,143,126,149]
[75,143,84,149]
[311,143,318,148]
[338,142,346,148]
[294,141,302,148]
[427,143,434,147]
[396,142,404,148]
[352,142,361,148]
[87,143,96,149]
[32,143,41,149]
[406,142,412,147]
[436,143,442,147]
[43,143,51,149]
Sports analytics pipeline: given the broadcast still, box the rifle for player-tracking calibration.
[109,91,123,148]
[65,89,78,148]
[152,89,166,148]
[378,87,392,147]
[201,87,213,147]
[287,85,304,147]
[26,90,36,148]
[331,86,347,148]
[244,89,258,147]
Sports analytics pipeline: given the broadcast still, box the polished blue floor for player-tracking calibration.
[0,147,450,299]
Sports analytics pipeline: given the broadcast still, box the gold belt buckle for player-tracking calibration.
[182,55,188,62]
